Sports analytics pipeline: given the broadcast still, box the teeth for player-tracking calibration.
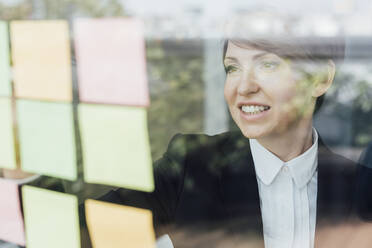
[241,105,269,114]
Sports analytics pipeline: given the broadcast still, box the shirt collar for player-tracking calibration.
[249,128,318,189]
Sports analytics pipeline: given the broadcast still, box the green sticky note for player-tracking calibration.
[0,98,16,169]
[22,186,81,248]
[0,22,11,97]
[79,104,154,192]
[17,100,77,180]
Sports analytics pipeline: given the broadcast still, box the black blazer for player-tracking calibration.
[356,142,372,222]
[95,131,368,248]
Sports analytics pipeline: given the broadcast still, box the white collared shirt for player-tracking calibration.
[249,129,318,248]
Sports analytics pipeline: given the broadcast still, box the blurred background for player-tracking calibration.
[1,0,371,159]
[0,0,371,246]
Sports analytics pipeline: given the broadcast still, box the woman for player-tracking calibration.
[4,24,368,248]
[96,36,366,248]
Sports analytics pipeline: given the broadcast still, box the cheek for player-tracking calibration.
[223,84,229,102]
[262,87,300,130]
[223,80,235,105]
[271,85,311,128]
[280,88,298,106]
[268,75,299,110]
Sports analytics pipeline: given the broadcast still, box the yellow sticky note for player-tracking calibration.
[0,22,11,97]
[0,98,16,169]
[22,186,81,248]
[85,199,155,248]
[10,20,72,102]
[79,104,154,192]
[17,100,77,180]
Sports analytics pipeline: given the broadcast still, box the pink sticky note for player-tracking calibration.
[0,179,25,246]
[74,18,149,107]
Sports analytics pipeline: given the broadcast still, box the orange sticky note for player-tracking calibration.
[10,20,73,102]
[74,18,149,106]
[0,179,25,246]
[85,199,155,248]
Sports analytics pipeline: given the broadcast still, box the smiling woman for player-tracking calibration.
[85,19,370,248]
[3,6,372,248]
[222,40,335,161]
[83,32,372,248]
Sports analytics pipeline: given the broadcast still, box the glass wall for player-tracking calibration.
[1,0,372,247]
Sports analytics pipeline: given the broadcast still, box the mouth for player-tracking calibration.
[239,104,271,115]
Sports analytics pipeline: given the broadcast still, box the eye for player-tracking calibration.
[259,60,280,70]
[225,65,239,74]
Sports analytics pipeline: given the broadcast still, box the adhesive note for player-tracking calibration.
[74,18,149,106]
[0,22,11,97]
[22,186,80,248]
[17,100,77,180]
[85,199,155,248]
[79,104,154,192]
[0,98,16,169]
[10,20,72,102]
[0,179,25,246]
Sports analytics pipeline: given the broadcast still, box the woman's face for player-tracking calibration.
[224,41,315,139]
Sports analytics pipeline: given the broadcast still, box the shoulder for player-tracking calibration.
[163,132,237,159]
[166,131,249,154]
[157,131,253,186]
[318,137,358,176]
[317,138,358,198]
[155,131,250,182]
[161,131,250,169]
[318,138,372,222]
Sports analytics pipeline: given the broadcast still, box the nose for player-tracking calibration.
[237,68,259,96]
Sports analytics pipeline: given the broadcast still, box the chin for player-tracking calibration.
[238,125,269,139]
[230,116,268,139]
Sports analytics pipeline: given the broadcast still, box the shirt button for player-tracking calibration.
[282,166,289,172]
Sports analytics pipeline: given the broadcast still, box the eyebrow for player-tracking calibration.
[224,57,238,64]
[224,52,271,64]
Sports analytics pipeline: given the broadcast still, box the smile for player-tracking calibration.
[241,105,270,115]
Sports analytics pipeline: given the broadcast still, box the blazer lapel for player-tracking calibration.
[314,139,327,247]
[218,132,264,240]
[314,137,357,247]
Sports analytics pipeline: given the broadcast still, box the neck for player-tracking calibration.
[257,119,314,162]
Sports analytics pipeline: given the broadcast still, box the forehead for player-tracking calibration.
[225,41,276,62]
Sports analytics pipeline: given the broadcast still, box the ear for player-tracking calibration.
[312,60,335,97]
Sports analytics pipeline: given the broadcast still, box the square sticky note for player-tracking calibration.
[79,104,154,192]
[22,186,80,248]
[0,98,16,169]
[85,199,155,248]
[0,179,25,246]
[0,22,11,97]
[74,18,149,106]
[10,20,73,102]
[17,100,77,180]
